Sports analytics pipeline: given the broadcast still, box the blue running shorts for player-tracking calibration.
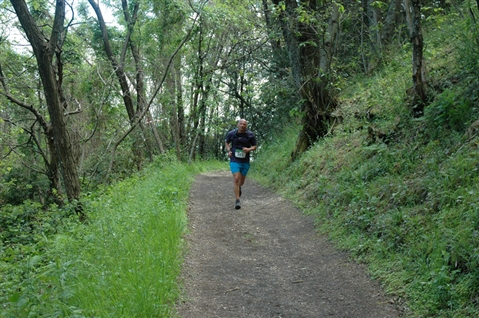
[230,162,250,176]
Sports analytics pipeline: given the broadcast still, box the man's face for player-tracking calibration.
[237,119,247,132]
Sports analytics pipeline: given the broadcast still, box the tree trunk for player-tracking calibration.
[174,55,185,160]
[45,125,62,204]
[176,57,186,148]
[189,17,206,161]
[362,0,381,71]
[404,0,428,116]
[381,0,403,44]
[0,64,8,160]
[147,110,165,155]
[10,0,82,205]
[89,0,146,170]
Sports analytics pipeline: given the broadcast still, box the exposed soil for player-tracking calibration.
[176,170,402,318]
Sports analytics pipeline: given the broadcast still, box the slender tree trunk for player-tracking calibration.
[89,0,135,119]
[197,80,209,159]
[262,0,290,82]
[262,0,281,52]
[168,55,184,160]
[89,0,147,170]
[176,60,186,148]
[188,130,199,165]
[0,64,9,160]
[404,0,428,116]
[368,0,381,69]
[189,17,205,160]
[123,0,159,161]
[381,0,403,44]
[170,103,182,161]
[174,56,186,159]
[0,113,7,159]
[147,111,165,154]
[132,46,154,161]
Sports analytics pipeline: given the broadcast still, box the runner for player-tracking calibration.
[225,118,257,209]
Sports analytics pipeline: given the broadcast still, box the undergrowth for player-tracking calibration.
[0,155,224,317]
[253,11,479,318]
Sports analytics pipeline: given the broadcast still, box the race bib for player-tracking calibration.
[235,148,246,158]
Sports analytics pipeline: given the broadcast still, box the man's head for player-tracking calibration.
[237,118,248,132]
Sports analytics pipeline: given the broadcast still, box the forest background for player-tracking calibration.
[1,0,479,317]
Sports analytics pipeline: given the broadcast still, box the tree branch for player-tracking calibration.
[105,12,201,178]
[0,91,50,133]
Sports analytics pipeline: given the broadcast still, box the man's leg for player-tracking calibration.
[237,163,249,200]
[230,162,249,209]
[239,163,249,186]
[233,172,243,209]
[230,162,241,199]
[238,174,246,192]
[233,172,242,200]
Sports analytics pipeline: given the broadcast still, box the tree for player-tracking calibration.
[381,0,405,45]
[0,68,62,204]
[404,0,428,116]
[271,0,340,160]
[8,0,82,211]
[88,0,152,172]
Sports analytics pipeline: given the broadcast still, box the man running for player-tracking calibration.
[225,118,257,209]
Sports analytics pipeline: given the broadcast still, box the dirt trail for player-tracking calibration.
[176,170,401,318]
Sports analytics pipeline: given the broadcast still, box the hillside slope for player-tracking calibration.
[252,11,479,318]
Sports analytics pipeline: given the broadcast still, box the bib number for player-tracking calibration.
[235,149,246,158]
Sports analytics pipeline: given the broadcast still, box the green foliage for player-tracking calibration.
[252,125,300,187]
[0,201,76,315]
[456,17,479,79]
[0,167,50,206]
[424,88,475,138]
[255,78,302,139]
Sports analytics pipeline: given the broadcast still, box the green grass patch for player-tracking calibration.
[1,157,225,317]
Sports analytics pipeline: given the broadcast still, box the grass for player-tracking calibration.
[252,11,479,318]
[1,156,225,317]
